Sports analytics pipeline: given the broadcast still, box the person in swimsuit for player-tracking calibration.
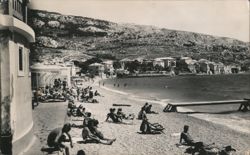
[47,123,73,155]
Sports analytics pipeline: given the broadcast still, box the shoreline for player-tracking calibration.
[100,83,250,135]
[63,77,250,155]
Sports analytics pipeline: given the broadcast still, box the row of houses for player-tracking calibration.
[84,56,242,77]
[117,57,241,75]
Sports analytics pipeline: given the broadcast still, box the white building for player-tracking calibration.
[153,58,165,68]
[30,64,71,89]
[0,0,35,154]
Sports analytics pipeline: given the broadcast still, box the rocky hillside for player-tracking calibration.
[28,9,250,66]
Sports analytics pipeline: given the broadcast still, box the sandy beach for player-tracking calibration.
[31,79,250,155]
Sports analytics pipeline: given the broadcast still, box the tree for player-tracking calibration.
[79,58,103,73]
[113,61,121,69]
[126,60,140,73]
[154,64,164,72]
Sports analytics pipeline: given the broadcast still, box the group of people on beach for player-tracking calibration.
[106,108,135,123]
[44,82,237,155]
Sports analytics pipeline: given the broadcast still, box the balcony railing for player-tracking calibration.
[0,0,27,23]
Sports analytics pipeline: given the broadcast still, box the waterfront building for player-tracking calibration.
[153,58,165,68]
[120,58,133,69]
[199,59,210,74]
[89,63,105,76]
[157,57,176,68]
[102,60,114,73]
[0,0,35,154]
[30,64,71,89]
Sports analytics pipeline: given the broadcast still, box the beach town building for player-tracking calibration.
[153,58,165,68]
[120,58,133,69]
[30,64,71,89]
[198,59,211,74]
[157,57,176,68]
[0,0,35,154]
[223,65,232,74]
[89,63,105,77]
[64,61,77,76]
[187,60,198,73]
[102,60,114,73]
[134,57,144,64]
[208,62,223,74]
[176,57,193,72]
[217,62,225,74]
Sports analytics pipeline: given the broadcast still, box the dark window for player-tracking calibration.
[14,0,16,11]
[19,47,23,71]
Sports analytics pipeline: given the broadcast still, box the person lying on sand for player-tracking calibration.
[117,108,135,120]
[185,142,236,155]
[140,117,164,134]
[47,123,73,155]
[106,108,121,122]
[145,104,158,114]
[82,119,116,145]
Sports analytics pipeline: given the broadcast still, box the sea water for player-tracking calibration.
[104,74,250,134]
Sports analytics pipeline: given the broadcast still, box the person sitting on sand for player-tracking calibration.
[88,87,94,99]
[83,112,92,127]
[140,117,164,134]
[138,107,147,120]
[94,90,101,96]
[82,119,116,145]
[142,102,149,109]
[117,108,135,120]
[106,108,121,123]
[47,123,73,155]
[180,125,196,146]
[145,104,158,114]
[76,105,86,117]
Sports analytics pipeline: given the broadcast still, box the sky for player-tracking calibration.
[30,0,249,42]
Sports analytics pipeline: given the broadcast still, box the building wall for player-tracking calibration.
[10,32,33,140]
[0,30,34,154]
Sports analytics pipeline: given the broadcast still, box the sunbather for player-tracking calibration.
[185,143,236,155]
[138,107,147,120]
[94,90,101,96]
[140,117,164,134]
[82,119,116,145]
[142,102,149,110]
[47,123,73,155]
[179,125,196,146]
[145,104,158,114]
[117,108,135,120]
[76,105,86,117]
[106,108,121,122]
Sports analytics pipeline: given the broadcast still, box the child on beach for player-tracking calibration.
[47,123,73,155]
